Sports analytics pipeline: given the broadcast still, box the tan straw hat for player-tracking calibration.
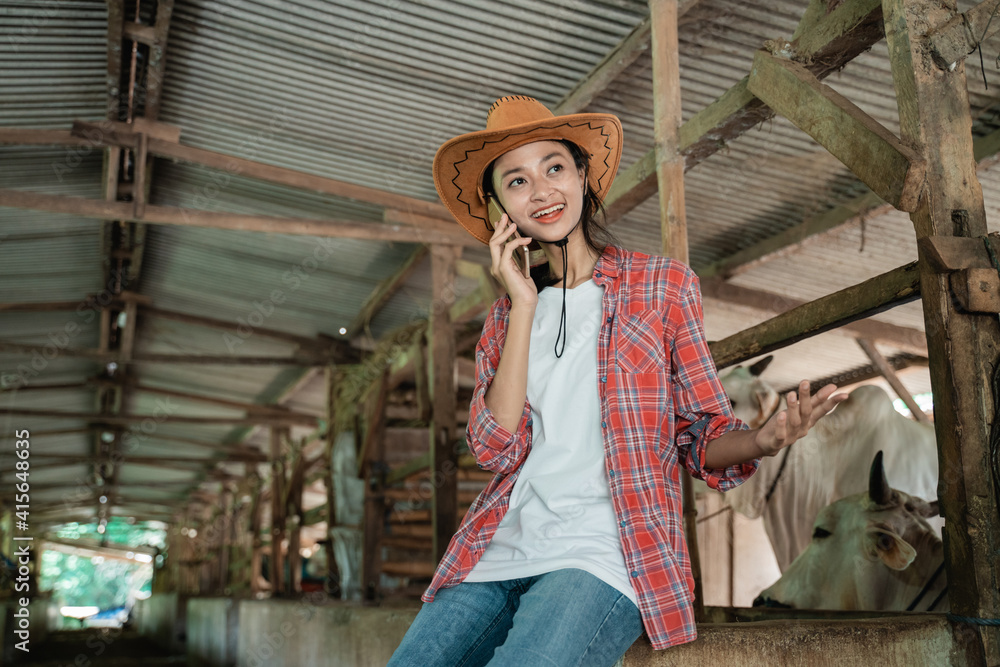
[433,95,624,245]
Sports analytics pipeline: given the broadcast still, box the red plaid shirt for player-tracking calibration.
[421,245,756,650]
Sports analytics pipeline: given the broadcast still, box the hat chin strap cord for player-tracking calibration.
[551,222,576,359]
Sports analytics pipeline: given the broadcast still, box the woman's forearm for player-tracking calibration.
[703,428,765,469]
[484,303,535,432]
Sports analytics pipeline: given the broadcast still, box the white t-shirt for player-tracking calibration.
[464,279,637,605]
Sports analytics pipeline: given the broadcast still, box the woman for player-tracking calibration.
[387,96,846,666]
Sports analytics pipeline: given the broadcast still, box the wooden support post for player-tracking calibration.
[856,338,931,424]
[269,426,287,596]
[324,366,341,597]
[885,0,1000,661]
[429,245,460,564]
[286,439,306,595]
[248,464,264,597]
[218,485,233,593]
[650,0,706,620]
[361,372,389,602]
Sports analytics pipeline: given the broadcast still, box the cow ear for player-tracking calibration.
[868,528,917,570]
[755,388,780,424]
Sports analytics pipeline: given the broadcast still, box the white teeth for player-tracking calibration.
[532,204,564,218]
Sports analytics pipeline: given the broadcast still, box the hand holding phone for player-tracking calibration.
[487,196,530,279]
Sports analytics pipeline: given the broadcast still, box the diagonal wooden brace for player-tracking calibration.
[747,49,926,212]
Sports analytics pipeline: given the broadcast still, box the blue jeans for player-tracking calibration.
[387,568,644,667]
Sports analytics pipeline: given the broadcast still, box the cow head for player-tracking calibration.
[752,451,944,611]
[719,355,780,429]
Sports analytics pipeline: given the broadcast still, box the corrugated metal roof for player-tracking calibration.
[2,0,994,528]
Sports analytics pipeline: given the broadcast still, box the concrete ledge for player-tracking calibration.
[179,597,983,667]
[237,598,417,667]
[622,616,982,666]
[135,593,187,653]
[188,598,239,667]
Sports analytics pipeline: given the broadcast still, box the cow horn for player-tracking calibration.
[868,450,892,506]
[748,355,774,377]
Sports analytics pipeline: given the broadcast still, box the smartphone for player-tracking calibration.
[486,196,530,278]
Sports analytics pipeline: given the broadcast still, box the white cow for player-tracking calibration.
[753,452,947,611]
[720,358,939,571]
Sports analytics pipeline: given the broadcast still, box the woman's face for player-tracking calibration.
[491,140,586,244]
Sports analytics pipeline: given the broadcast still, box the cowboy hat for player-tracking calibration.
[433,95,624,244]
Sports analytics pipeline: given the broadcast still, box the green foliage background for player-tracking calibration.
[40,518,166,610]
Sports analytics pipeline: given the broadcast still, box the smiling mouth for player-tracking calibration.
[531,204,565,221]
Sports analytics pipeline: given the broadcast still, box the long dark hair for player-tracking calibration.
[482,139,620,289]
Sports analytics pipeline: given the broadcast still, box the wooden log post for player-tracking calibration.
[248,464,264,597]
[650,0,707,620]
[429,245,460,563]
[324,365,341,597]
[218,484,233,593]
[884,0,1000,661]
[286,438,306,595]
[360,372,389,602]
[269,426,287,596]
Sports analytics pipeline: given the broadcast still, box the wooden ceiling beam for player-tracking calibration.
[141,305,345,352]
[0,340,349,366]
[0,407,317,428]
[99,377,305,417]
[68,120,453,222]
[0,187,471,245]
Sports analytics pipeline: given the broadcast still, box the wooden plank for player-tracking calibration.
[605,0,884,222]
[651,0,705,621]
[652,0,688,261]
[269,427,286,595]
[429,245,460,563]
[360,372,389,601]
[884,1,1000,658]
[708,261,922,369]
[142,0,175,120]
[142,305,345,351]
[107,379,306,417]
[856,339,931,424]
[918,232,999,271]
[69,120,453,222]
[0,407,316,428]
[323,366,341,595]
[700,279,929,356]
[929,0,1000,68]
[950,268,1000,312]
[747,50,925,212]
[0,187,472,246]
[0,341,349,367]
[105,0,125,120]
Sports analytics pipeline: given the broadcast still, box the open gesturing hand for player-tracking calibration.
[753,381,849,457]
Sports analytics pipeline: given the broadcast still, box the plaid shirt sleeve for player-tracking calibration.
[668,271,757,492]
[467,296,533,475]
